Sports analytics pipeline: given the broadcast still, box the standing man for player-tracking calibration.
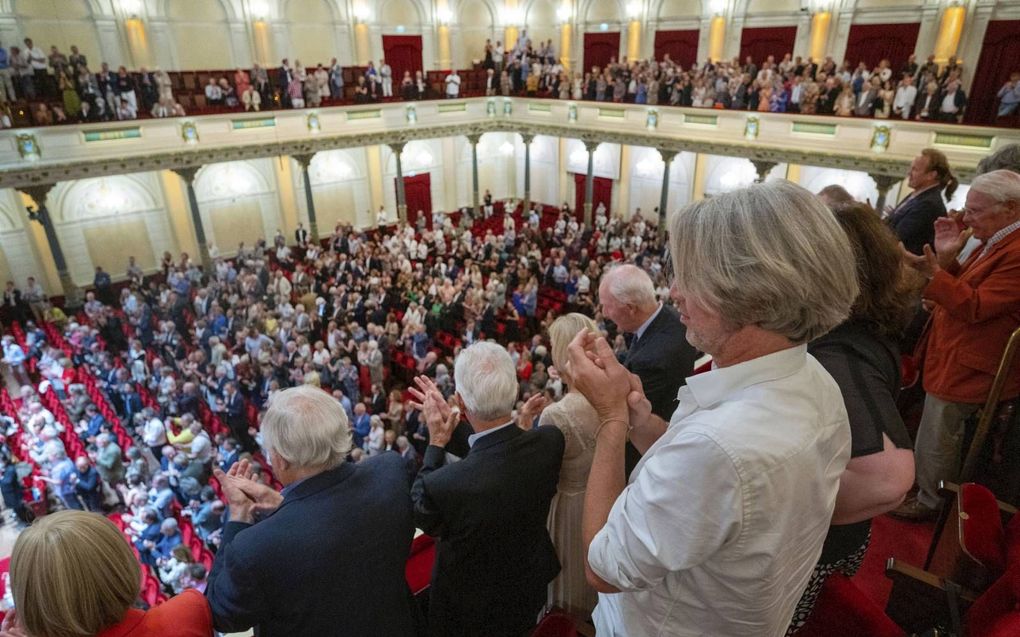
[0,40,15,103]
[409,342,564,637]
[598,264,699,475]
[380,58,393,97]
[223,382,256,452]
[23,38,48,96]
[887,148,957,256]
[444,69,461,98]
[206,386,417,636]
[894,170,1020,520]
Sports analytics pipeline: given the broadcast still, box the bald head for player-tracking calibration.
[598,264,659,332]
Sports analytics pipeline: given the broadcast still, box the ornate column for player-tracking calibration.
[171,167,212,273]
[390,142,408,224]
[19,184,83,308]
[583,140,598,228]
[870,173,903,212]
[657,149,678,241]
[521,133,534,216]
[293,153,320,243]
[467,134,482,216]
[751,159,778,183]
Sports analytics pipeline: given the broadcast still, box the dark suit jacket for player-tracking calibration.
[887,185,946,256]
[623,305,700,474]
[206,455,417,637]
[412,424,564,637]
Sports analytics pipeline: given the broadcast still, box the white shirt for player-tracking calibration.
[588,345,850,637]
[467,421,514,447]
[445,74,461,96]
[632,303,662,343]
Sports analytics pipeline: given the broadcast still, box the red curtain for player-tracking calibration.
[399,173,432,229]
[966,20,1020,125]
[653,29,699,68]
[842,23,920,69]
[583,32,621,72]
[573,174,612,220]
[382,35,424,85]
[738,26,797,66]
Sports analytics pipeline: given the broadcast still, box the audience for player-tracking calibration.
[4,510,212,637]
[205,386,417,636]
[569,180,858,635]
[409,342,564,637]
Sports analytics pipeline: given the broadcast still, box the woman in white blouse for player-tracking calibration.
[569,180,860,637]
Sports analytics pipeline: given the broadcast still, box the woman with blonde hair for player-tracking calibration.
[4,510,211,637]
[540,312,601,617]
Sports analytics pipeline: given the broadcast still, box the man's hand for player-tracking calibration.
[932,212,971,268]
[516,393,549,430]
[423,391,458,448]
[0,610,28,637]
[626,372,652,432]
[214,460,258,524]
[900,242,939,280]
[567,331,632,422]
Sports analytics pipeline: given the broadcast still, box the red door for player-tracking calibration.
[382,35,424,88]
[573,173,612,221]
[842,23,920,69]
[654,29,699,68]
[966,20,1020,124]
[583,32,621,72]
[398,173,432,230]
[738,26,797,66]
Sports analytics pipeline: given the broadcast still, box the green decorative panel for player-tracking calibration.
[684,113,718,126]
[598,107,626,118]
[529,102,552,113]
[345,109,382,121]
[792,121,837,135]
[933,132,993,149]
[437,102,467,113]
[83,127,142,142]
[231,117,276,130]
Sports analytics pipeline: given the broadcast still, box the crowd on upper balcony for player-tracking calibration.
[3,28,1019,129]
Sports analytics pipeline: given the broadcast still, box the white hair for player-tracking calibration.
[602,264,657,308]
[453,342,519,421]
[668,179,859,343]
[969,169,1020,204]
[261,386,352,471]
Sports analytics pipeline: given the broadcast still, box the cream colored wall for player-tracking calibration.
[167,0,235,69]
[13,0,104,69]
[286,0,340,66]
[525,0,559,55]
[83,219,156,275]
[456,0,496,68]
[380,0,423,25]
[658,0,702,19]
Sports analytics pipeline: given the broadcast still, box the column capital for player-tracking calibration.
[583,140,601,153]
[750,159,778,182]
[17,183,56,207]
[292,153,316,169]
[171,166,201,183]
[520,133,535,145]
[466,134,482,146]
[869,173,902,192]
[658,149,678,164]
[388,142,406,155]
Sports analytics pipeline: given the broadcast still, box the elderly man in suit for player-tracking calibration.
[409,342,564,637]
[854,76,881,117]
[894,170,1020,520]
[598,264,699,475]
[206,385,418,636]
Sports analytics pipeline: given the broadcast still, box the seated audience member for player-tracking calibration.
[409,342,565,637]
[570,180,858,636]
[206,386,417,637]
[5,510,212,636]
[787,201,919,632]
[895,170,1020,520]
[541,313,601,616]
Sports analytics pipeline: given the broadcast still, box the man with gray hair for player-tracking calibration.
[895,169,1020,520]
[409,341,564,637]
[206,385,417,637]
[599,263,699,475]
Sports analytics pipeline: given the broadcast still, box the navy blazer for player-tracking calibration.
[888,186,947,256]
[206,454,418,637]
[412,424,564,637]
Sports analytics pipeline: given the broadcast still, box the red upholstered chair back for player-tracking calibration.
[928,483,1007,592]
[966,565,1020,637]
[794,573,904,637]
[531,610,577,637]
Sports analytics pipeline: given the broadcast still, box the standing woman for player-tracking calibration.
[3,510,212,636]
[541,313,601,617]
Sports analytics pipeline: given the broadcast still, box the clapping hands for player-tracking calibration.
[407,375,459,448]
[566,331,643,423]
[0,610,27,637]
[213,458,283,524]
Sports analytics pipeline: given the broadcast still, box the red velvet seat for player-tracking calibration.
[404,534,435,595]
[531,611,577,637]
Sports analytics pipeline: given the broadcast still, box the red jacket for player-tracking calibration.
[922,228,1020,404]
[97,589,212,637]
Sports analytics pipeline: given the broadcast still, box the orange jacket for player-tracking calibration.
[922,228,1020,404]
[97,589,212,637]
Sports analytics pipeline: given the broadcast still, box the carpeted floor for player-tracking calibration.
[852,514,936,609]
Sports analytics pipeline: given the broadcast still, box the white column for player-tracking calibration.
[913,2,942,62]
[271,23,291,65]
[148,20,179,69]
[827,8,854,65]
[956,0,995,92]
[228,20,252,68]
[726,14,745,61]
[793,13,812,59]
[95,18,127,68]
[696,16,713,64]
